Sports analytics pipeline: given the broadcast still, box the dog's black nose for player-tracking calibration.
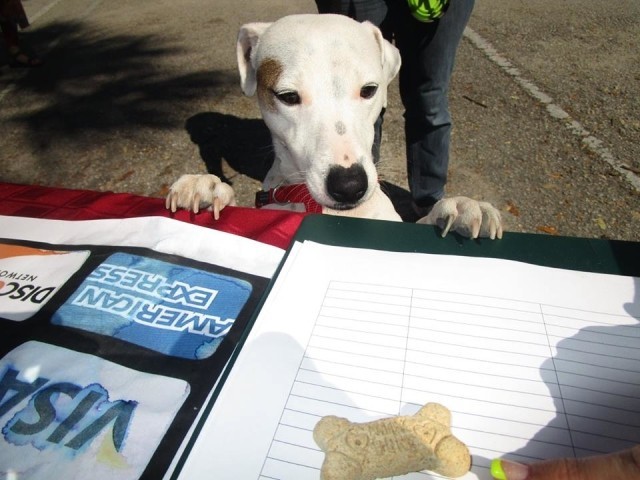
[326,164,368,206]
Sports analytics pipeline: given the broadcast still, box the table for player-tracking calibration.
[0,182,307,249]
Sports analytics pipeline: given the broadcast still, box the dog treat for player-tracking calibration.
[313,403,470,480]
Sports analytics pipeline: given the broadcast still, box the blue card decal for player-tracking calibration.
[0,341,189,479]
[52,253,253,360]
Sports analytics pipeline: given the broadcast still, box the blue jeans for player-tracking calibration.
[316,0,474,207]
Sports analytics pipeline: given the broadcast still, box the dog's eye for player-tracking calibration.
[360,84,378,99]
[275,90,301,106]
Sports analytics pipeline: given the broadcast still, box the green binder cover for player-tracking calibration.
[293,215,640,277]
[172,215,640,477]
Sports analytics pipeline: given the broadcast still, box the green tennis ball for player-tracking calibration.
[407,0,449,22]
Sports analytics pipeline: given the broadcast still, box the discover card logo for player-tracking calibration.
[0,244,90,322]
[52,253,253,360]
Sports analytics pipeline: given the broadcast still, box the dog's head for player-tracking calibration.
[237,14,401,210]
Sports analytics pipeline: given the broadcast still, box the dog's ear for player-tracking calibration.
[237,22,272,96]
[361,21,401,85]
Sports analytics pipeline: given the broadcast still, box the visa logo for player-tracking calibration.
[0,367,137,455]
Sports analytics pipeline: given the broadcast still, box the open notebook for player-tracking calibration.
[176,240,640,480]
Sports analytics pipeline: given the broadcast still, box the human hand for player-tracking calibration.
[491,446,640,480]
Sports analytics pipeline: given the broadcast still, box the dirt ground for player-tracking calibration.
[1,0,639,241]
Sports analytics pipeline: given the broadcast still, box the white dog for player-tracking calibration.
[167,14,502,239]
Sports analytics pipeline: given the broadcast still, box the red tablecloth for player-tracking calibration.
[0,183,308,249]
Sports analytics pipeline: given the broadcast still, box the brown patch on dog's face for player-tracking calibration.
[256,58,282,111]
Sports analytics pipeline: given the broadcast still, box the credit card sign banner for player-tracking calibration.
[0,238,268,479]
[52,252,253,360]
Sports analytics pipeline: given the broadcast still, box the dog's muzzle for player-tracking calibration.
[326,164,368,209]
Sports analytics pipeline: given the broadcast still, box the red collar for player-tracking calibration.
[255,184,323,213]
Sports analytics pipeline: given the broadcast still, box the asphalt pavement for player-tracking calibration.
[1,0,638,241]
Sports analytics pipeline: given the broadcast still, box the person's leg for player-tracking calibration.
[315,0,392,163]
[0,20,20,50]
[0,3,42,67]
[395,0,475,209]
[315,0,390,33]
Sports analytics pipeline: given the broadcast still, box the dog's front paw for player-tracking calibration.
[417,196,503,239]
[165,174,236,220]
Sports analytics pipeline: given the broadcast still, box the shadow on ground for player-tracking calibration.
[185,112,274,184]
[1,21,418,219]
[1,21,236,150]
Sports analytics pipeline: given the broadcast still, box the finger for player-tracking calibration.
[165,193,172,211]
[170,194,178,213]
[492,446,640,480]
[530,449,640,480]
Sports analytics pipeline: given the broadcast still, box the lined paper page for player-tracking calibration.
[177,241,640,480]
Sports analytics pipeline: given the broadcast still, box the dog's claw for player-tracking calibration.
[166,193,178,213]
[478,201,503,239]
[165,174,236,219]
[440,214,455,238]
[212,197,221,220]
[193,193,201,214]
[419,196,502,239]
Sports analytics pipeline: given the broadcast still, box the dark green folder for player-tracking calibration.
[172,215,640,477]
[293,215,640,277]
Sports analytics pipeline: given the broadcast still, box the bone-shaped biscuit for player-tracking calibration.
[313,403,470,479]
